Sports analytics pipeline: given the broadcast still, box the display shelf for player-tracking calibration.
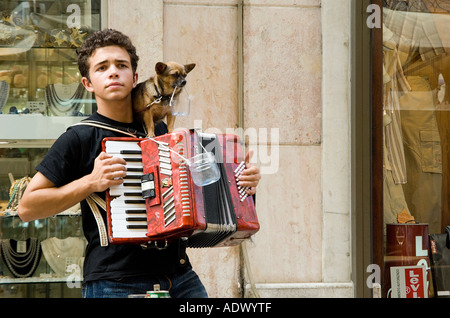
[0,276,81,285]
[0,114,87,141]
[0,208,81,217]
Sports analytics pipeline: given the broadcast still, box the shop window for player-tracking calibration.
[0,0,101,116]
[381,0,450,298]
[0,0,101,298]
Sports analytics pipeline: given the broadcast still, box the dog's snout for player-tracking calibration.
[173,77,187,88]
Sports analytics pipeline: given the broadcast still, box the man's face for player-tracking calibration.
[82,45,137,102]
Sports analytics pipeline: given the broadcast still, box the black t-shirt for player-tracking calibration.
[36,112,189,283]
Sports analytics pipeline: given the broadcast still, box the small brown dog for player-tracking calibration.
[132,61,195,137]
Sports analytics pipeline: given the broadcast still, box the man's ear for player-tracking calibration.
[81,77,94,93]
[133,72,138,88]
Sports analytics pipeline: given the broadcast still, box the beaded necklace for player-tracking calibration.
[1,238,41,278]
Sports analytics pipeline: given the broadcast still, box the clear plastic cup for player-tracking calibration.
[188,152,220,186]
[170,88,191,117]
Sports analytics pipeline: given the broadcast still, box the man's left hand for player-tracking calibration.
[238,149,261,196]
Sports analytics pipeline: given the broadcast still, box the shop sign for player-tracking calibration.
[390,266,428,298]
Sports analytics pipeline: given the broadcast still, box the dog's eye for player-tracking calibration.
[171,73,179,78]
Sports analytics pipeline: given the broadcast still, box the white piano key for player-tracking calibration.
[110,213,147,220]
[105,140,142,153]
[109,153,142,160]
[110,207,146,214]
[110,199,146,209]
[112,220,147,227]
[109,185,142,197]
[111,230,148,238]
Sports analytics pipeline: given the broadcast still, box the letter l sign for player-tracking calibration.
[416,236,427,257]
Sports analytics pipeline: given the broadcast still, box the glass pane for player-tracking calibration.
[0,0,101,116]
[382,0,450,298]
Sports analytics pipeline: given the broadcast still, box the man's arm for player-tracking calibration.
[18,152,127,222]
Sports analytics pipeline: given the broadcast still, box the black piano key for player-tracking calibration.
[123,183,141,187]
[125,209,147,214]
[120,150,142,154]
[125,199,145,204]
[123,158,142,162]
[124,175,141,180]
[124,193,142,197]
[127,167,143,172]
[127,225,148,229]
[126,217,147,222]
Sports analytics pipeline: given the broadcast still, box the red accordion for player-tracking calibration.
[102,129,259,247]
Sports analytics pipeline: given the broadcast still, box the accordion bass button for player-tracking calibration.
[180,258,186,265]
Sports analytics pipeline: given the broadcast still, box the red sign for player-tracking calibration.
[390,266,428,298]
[404,267,426,298]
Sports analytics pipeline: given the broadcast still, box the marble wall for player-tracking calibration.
[107,0,353,297]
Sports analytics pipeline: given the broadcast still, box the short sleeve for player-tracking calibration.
[36,129,82,187]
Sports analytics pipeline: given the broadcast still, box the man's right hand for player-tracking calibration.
[87,152,127,193]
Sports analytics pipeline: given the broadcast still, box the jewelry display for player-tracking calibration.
[41,27,90,48]
[45,82,86,116]
[68,27,88,48]
[41,237,86,277]
[49,29,69,47]
[0,19,16,46]
[0,238,42,278]
[6,177,31,211]
[0,81,10,112]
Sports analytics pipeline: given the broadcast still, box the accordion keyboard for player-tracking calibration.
[105,140,148,239]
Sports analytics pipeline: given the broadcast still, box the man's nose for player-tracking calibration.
[108,66,119,78]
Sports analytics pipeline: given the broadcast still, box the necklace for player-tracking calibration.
[1,238,41,278]
[7,177,31,211]
[0,80,9,111]
[45,83,86,116]
[41,237,86,277]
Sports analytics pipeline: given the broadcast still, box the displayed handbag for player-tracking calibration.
[429,226,450,297]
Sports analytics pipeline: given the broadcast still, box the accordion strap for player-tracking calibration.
[86,193,109,247]
[71,120,146,137]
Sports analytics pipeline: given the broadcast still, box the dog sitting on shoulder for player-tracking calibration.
[132,61,195,137]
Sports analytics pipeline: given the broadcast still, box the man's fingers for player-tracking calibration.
[98,152,113,160]
[244,149,254,165]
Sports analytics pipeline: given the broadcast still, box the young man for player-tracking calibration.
[18,29,261,298]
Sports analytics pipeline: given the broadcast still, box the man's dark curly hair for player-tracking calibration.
[77,29,139,81]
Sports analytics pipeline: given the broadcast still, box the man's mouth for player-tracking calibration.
[107,82,123,88]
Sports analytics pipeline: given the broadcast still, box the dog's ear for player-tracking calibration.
[184,63,196,74]
[155,62,168,75]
